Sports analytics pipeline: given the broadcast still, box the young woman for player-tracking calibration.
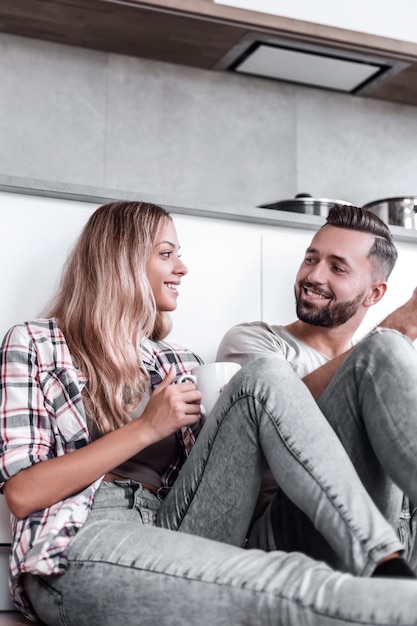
[1,201,417,626]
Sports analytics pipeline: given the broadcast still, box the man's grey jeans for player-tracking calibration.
[24,333,417,625]
[250,328,417,570]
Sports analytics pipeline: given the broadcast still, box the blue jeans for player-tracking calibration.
[24,351,417,626]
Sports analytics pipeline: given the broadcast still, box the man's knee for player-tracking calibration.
[353,328,415,369]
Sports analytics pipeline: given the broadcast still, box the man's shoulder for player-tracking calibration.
[216,321,288,365]
[216,321,327,377]
[220,320,286,343]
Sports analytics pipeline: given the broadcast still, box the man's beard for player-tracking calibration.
[295,284,364,328]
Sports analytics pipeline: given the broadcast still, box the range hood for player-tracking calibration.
[216,34,409,95]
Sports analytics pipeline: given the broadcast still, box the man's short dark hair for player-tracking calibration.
[324,204,398,280]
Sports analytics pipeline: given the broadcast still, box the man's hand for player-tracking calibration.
[380,287,417,341]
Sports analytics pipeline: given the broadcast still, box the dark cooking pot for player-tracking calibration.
[363,197,417,229]
[258,195,353,217]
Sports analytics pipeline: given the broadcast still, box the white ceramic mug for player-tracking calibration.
[177,361,241,417]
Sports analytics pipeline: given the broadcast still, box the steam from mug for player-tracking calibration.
[177,362,241,417]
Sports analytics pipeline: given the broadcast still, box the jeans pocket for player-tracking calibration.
[137,505,158,525]
[135,488,161,525]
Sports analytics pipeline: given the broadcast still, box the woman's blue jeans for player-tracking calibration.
[24,341,417,626]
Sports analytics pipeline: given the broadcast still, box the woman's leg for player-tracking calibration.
[158,355,402,576]
[23,481,417,626]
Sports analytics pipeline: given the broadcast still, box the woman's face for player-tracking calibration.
[147,219,188,311]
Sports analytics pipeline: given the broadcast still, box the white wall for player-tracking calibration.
[0,193,99,337]
[0,192,263,363]
[1,190,416,358]
[167,214,263,360]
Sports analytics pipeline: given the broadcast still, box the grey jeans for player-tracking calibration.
[319,328,417,568]
[24,347,417,626]
[250,328,417,569]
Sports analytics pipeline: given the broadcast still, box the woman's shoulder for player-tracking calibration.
[1,318,73,368]
[2,317,62,344]
[142,337,203,369]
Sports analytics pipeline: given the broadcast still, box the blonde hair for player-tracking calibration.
[45,201,171,434]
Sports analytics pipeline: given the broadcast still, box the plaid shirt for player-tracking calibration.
[0,319,203,618]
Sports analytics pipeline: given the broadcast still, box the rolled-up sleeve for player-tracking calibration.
[0,324,54,488]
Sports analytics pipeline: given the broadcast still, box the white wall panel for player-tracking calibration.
[0,195,263,363]
[168,214,262,363]
[353,240,417,341]
[261,228,313,325]
[0,193,98,340]
[3,190,415,360]
[0,191,263,362]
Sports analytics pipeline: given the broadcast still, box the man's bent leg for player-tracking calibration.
[159,356,403,576]
[318,329,417,533]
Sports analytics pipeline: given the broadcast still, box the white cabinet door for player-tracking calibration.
[0,192,98,342]
[168,214,262,363]
[261,228,312,325]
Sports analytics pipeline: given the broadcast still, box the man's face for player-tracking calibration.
[294,225,378,329]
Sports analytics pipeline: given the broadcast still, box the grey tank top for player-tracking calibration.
[89,383,179,489]
[111,433,179,488]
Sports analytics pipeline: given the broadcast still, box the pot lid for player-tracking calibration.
[259,196,353,211]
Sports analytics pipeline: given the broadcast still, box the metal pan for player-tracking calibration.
[363,197,417,229]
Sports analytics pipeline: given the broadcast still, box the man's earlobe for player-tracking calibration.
[364,282,387,307]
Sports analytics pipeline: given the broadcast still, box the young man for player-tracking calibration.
[217,205,417,572]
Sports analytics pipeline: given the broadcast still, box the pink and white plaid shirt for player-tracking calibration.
[0,319,203,618]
